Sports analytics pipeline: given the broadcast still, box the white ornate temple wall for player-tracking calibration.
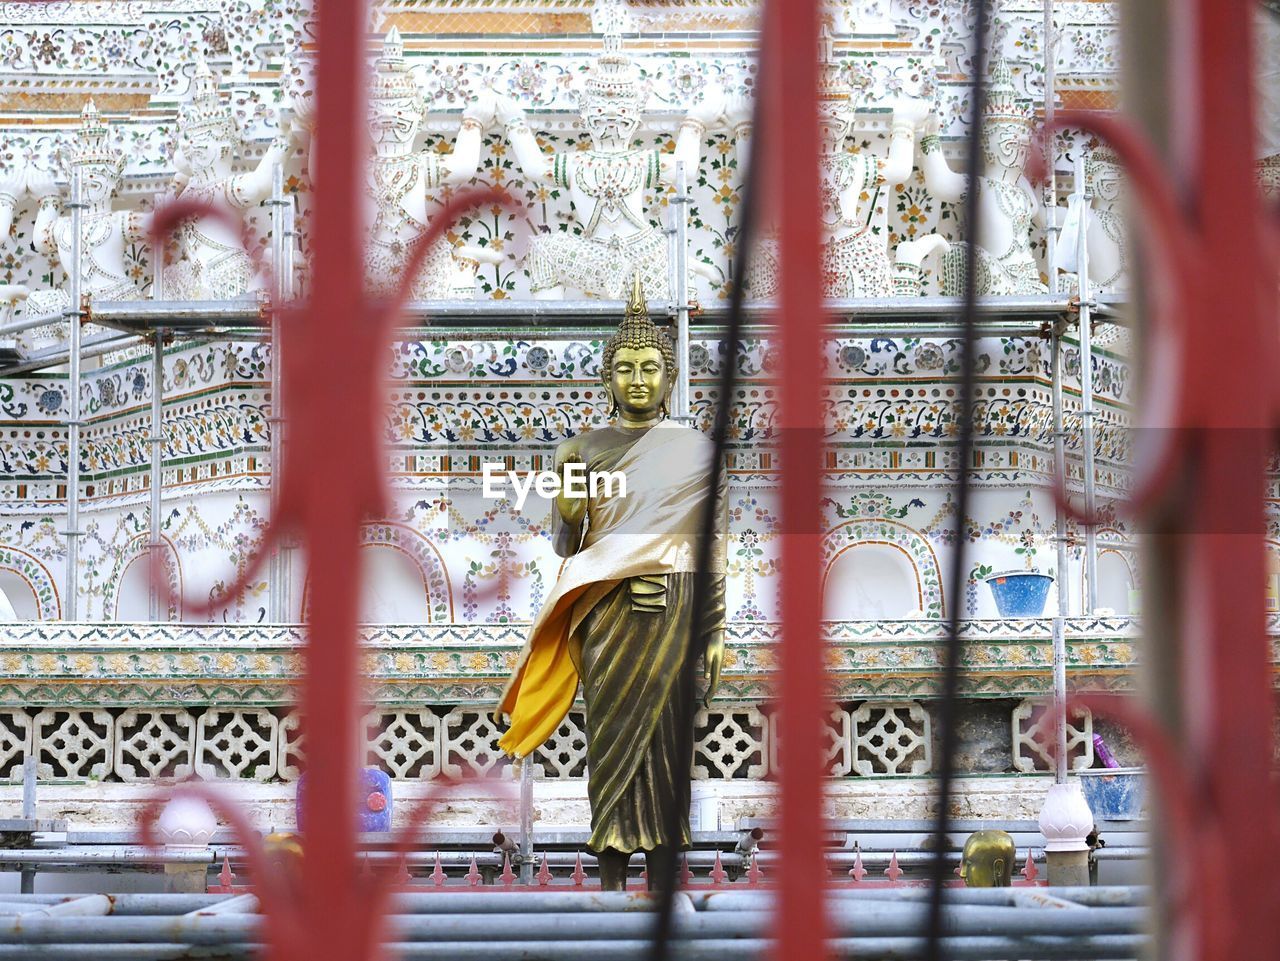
[0,331,1135,624]
[0,1,1168,828]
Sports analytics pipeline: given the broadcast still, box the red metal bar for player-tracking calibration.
[763,0,829,958]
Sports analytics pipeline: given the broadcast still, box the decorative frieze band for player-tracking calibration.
[0,618,1146,708]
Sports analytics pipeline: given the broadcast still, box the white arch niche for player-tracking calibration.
[823,542,923,620]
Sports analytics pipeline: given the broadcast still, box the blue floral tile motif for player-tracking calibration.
[37,388,63,415]
[985,570,1053,617]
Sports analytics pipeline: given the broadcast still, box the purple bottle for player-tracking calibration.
[1092,733,1121,769]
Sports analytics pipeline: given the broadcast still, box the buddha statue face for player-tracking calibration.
[608,345,670,420]
[982,119,1031,174]
[959,830,1016,887]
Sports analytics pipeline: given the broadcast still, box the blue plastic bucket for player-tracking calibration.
[984,570,1054,617]
[1077,768,1145,820]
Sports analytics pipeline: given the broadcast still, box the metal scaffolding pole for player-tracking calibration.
[62,170,84,622]
[1043,0,1058,295]
[148,192,166,623]
[147,329,165,622]
[1074,154,1098,613]
[280,172,297,622]
[267,164,286,623]
[673,161,692,423]
[1051,326,1071,783]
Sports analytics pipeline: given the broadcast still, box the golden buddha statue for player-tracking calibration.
[496,275,728,892]
[959,829,1016,887]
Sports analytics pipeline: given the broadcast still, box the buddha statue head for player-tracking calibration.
[579,9,644,150]
[369,28,425,156]
[64,99,125,209]
[959,829,1016,887]
[177,58,239,181]
[601,273,676,421]
[979,59,1033,176]
[1086,143,1124,207]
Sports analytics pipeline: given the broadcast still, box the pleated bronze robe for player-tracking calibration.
[497,421,727,854]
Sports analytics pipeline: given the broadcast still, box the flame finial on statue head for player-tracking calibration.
[602,271,677,392]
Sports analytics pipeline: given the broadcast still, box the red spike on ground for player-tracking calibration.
[431,853,446,887]
[536,854,552,886]
[884,852,902,883]
[359,853,372,878]
[710,850,728,885]
[500,853,515,886]
[848,847,867,883]
[394,853,411,887]
[680,854,693,886]
[571,852,586,887]
[1022,851,1039,882]
[218,853,234,891]
[747,852,763,885]
[465,857,481,887]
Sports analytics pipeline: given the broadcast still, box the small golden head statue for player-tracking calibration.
[959,829,1016,887]
[601,273,676,419]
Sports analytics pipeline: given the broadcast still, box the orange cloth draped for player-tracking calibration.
[497,421,726,758]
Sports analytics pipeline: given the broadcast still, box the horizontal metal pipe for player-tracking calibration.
[0,334,145,376]
[0,905,1146,944]
[0,310,67,338]
[184,895,258,917]
[0,936,1149,961]
[0,885,1147,914]
[0,946,254,961]
[384,935,1148,960]
[0,849,213,865]
[86,300,266,325]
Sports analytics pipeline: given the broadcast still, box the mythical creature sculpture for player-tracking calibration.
[363,28,498,300]
[731,26,935,299]
[919,58,1047,295]
[497,276,727,891]
[165,58,295,300]
[496,5,721,300]
[1,101,147,344]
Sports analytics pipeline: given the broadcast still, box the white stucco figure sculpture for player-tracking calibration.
[729,27,936,299]
[14,101,147,331]
[496,3,721,300]
[165,58,294,300]
[1082,144,1126,293]
[364,28,498,300]
[919,58,1046,295]
[1051,144,1127,295]
[814,27,927,298]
